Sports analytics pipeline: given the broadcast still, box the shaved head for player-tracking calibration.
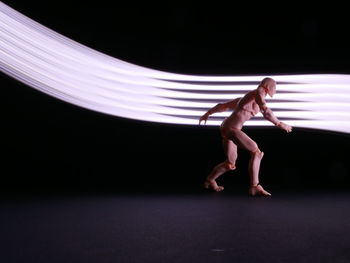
[260,77,276,97]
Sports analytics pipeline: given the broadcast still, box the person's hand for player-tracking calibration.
[199,113,209,125]
[277,122,292,133]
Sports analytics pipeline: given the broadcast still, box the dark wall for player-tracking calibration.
[1,1,350,194]
[4,1,350,75]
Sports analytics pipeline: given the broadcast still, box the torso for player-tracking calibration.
[221,90,260,130]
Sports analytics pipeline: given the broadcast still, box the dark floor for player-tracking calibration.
[2,189,350,263]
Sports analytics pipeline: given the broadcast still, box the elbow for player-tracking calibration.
[217,103,227,112]
[263,112,271,120]
[263,108,278,125]
[262,108,273,120]
[262,107,271,118]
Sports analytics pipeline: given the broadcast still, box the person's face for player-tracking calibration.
[268,85,276,97]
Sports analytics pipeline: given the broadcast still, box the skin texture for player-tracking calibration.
[199,77,292,197]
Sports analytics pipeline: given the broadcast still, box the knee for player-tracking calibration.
[224,161,236,170]
[250,142,258,151]
[250,148,264,158]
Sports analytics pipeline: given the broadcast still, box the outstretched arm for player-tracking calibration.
[199,98,240,125]
[256,87,292,133]
[262,108,292,132]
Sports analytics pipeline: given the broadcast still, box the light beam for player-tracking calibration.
[1,2,350,134]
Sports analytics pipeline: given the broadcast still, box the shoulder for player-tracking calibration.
[225,97,242,109]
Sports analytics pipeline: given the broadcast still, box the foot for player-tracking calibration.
[248,184,271,197]
[204,180,224,192]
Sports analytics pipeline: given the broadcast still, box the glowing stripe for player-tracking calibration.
[1,2,350,134]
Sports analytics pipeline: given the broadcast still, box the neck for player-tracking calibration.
[263,86,269,96]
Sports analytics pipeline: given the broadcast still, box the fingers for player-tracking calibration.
[280,122,292,133]
[199,118,207,125]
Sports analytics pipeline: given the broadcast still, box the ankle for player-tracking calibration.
[250,182,260,187]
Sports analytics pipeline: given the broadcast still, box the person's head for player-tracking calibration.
[260,77,276,98]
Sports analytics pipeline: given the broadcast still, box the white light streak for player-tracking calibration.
[1,2,350,134]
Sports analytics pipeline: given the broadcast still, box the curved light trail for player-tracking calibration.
[1,2,350,134]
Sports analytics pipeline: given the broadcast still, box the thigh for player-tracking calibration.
[228,129,258,152]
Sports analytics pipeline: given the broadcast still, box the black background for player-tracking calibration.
[1,1,350,194]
